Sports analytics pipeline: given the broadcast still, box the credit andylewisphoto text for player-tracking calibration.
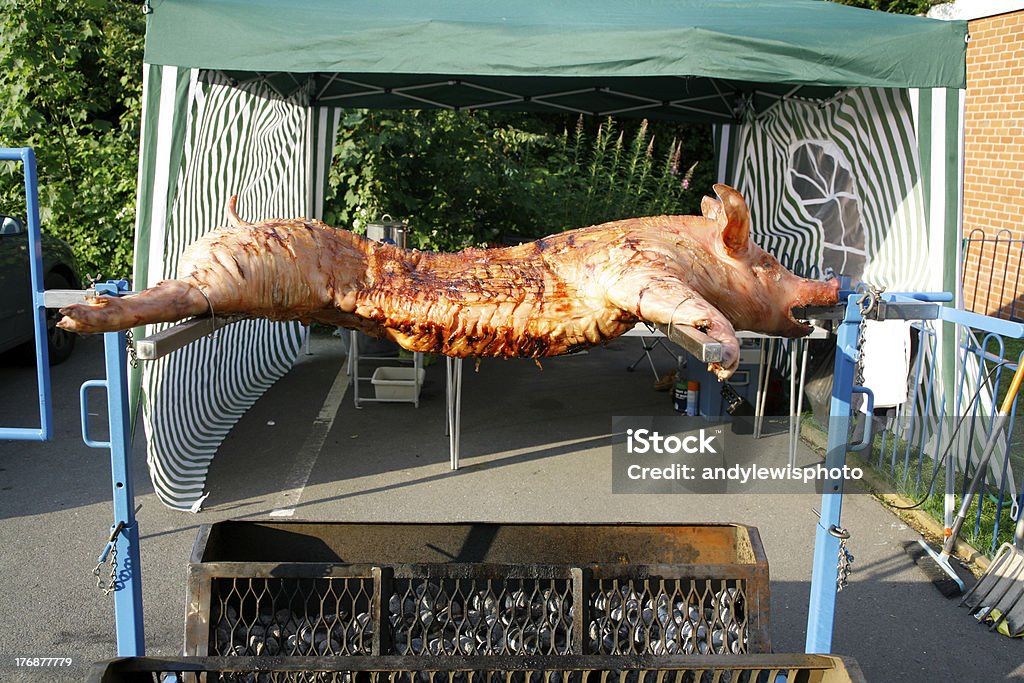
[611,416,863,494]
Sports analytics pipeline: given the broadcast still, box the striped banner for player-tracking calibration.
[910,87,965,406]
[133,68,342,510]
[308,105,343,218]
[130,65,195,421]
[133,64,195,294]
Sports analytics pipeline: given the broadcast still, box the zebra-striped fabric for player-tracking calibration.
[133,68,341,510]
[719,87,973,489]
[723,87,942,291]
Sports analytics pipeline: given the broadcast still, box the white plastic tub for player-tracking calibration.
[370,366,425,400]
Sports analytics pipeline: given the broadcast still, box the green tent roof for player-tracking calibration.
[144,0,966,122]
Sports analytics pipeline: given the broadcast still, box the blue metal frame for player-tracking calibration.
[941,306,1024,338]
[77,283,967,658]
[941,308,1024,550]
[0,147,53,441]
[805,290,952,653]
[80,281,145,656]
[805,292,861,654]
[0,149,144,652]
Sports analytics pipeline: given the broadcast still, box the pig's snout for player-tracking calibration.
[779,277,841,337]
[793,277,841,308]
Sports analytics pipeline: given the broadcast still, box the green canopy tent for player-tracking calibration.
[134,0,967,511]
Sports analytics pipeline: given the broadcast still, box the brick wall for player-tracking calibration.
[962,9,1024,320]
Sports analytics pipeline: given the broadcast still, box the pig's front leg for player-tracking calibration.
[607,276,740,380]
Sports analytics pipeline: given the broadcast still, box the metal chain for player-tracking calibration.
[854,283,885,388]
[93,521,125,595]
[125,328,139,369]
[826,285,881,595]
[93,538,118,595]
[829,525,854,592]
[837,535,854,591]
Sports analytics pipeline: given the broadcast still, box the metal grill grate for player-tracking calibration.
[389,577,575,656]
[88,655,866,683]
[588,578,746,656]
[210,577,376,656]
[186,523,771,657]
[183,672,748,683]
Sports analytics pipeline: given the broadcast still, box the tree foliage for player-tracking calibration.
[0,0,145,280]
[325,111,714,251]
[830,0,939,15]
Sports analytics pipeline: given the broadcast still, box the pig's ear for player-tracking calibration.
[701,195,724,224]
[713,184,750,255]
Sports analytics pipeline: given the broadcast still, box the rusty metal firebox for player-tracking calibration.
[185,522,771,660]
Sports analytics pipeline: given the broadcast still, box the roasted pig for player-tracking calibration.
[58,184,839,378]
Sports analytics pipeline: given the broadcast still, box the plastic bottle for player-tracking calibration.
[672,357,688,414]
[685,380,699,416]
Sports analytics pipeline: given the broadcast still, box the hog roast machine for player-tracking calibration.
[20,145,1021,680]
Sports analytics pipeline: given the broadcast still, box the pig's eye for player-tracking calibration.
[761,260,773,270]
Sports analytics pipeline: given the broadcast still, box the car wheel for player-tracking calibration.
[44,272,76,365]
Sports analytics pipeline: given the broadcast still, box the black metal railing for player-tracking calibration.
[962,228,1023,322]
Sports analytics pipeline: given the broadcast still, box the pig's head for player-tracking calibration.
[704,184,840,337]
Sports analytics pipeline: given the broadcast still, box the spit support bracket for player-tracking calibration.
[654,323,724,364]
[134,316,239,361]
[792,299,943,323]
[43,286,139,308]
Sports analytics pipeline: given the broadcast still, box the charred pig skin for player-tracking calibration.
[58,184,839,379]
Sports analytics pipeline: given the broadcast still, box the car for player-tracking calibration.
[0,213,81,364]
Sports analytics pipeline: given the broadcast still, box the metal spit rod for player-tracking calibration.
[654,323,724,364]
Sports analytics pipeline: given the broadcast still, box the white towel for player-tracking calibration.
[859,319,912,410]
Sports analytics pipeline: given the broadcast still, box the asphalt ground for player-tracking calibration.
[1,330,1022,682]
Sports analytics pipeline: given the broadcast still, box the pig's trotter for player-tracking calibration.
[610,277,741,379]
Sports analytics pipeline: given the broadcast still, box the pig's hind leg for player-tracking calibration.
[607,276,740,380]
[58,279,210,334]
